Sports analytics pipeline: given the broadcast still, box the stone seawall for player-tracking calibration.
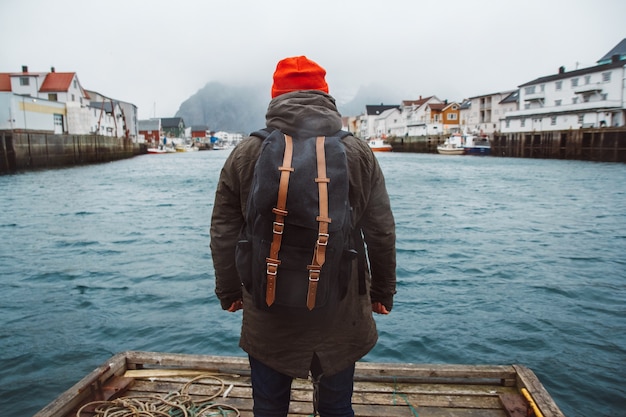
[0,131,146,174]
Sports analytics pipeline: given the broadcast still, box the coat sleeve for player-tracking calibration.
[346,137,397,311]
[210,139,260,310]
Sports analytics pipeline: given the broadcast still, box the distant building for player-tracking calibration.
[502,39,626,132]
[460,90,517,135]
[0,66,138,140]
[358,104,400,139]
[138,119,162,145]
[191,125,209,142]
[402,96,443,136]
[161,117,186,138]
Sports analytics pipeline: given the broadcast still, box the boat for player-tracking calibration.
[368,138,393,152]
[463,135,491,155]
[146,147,167,154]
[437,133,492,156]
[147,144,176,154]
[34,351,565,417]
[175,144,200,152]
[437,141,465,155]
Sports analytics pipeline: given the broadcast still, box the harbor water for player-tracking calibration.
[1,150,625,416]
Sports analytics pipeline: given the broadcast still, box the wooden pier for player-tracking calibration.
[34,351,565,417]
[492,128,626,163]
[388,128,626,163]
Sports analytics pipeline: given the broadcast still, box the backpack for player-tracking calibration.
[235,128,359,314]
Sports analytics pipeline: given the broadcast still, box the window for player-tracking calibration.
[573,97,578,104]
[447,113,457,120]
[521,118,526,127]
[48,93,58,101]
[601,93,608,100]
[571,78,579,87]
[540,84,545,92]
[602,72,611,82]
[551,116,557,125]
[584,75,591,84]
[555,81,562,90]
[73,80,77,88]
[578,115,584,125]
[555,99,562,106]
[20,77,30,86]
[525,86,536,94]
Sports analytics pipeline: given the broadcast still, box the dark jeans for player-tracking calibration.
[249,355,355,417]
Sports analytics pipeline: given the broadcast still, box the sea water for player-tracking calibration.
[0,150,624,416]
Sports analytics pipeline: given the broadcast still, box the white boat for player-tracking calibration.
[368,138,393,152]
[437,134,465,155]
[147,147,167,154]
[437,133,491,155]
[175,144,199,152]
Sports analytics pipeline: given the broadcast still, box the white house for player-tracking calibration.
[358,104,400,139]
[0,66,139,140]
[402,96,444,136]
[502,39,626,132]
[86,90,138,140]
[460,90,517,135]
[373,107,404,138]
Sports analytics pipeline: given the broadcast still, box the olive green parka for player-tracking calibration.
[210,90,396,378]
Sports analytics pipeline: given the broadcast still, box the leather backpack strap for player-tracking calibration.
[307,136,331,310]
[265,133,294,306]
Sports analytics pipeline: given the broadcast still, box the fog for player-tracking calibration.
[2,0,624,118]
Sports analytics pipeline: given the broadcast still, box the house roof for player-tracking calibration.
[0,73,11,91]
[519,59,625,87]
[499,90,519,104]
[428,103,445,111]
[40,72,76,92]
[597,38,626,64]
[401,96,434,107]
[365,104,399,115]
[442,102,460,111]
[191,125,209,131]
[467,90,516,100]
[89,101,115,113]
[138,119,160,131]
[161,117,184,128]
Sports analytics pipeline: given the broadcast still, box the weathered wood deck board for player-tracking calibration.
[34,351,565,417]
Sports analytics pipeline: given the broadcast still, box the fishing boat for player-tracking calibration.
[146,147,167,154]
[368,138,393,152]
[463,135,491,155]
[436,140,465,155]
[175,144,200,152]
[34,351,565,417]
[437,133,492,156]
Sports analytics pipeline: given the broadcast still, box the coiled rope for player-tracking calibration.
[76,374,240,417]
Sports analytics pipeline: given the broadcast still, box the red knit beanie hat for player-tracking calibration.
[271,56,329,98]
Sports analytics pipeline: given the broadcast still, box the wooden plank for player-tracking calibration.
[124,350,250,371]
[514,365,566,417]
[33,352,128,417]
[499,393,528,417]
[124,369,217,378]
[356,362,517,381]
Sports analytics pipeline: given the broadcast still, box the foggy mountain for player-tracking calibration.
[175,82,402,135]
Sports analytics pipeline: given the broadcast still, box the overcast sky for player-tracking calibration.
[2,0,625,119]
